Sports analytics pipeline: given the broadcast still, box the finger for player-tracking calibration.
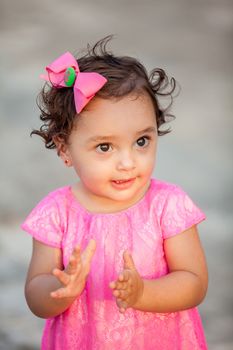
[110,270,130,290]
[113,289,129,300]
[82,239,96,263]
[113,278,130,291]
[50,287,68,299]
[52,268,70,286]
[118,281,128,290]
[72,245,81,261]
[66,255,78,274]
[119,270,130,282]
[109,281,116,289]
[119,307,127,314]
[114,280,129,291]
[123,251,135,270]
[116,298,128,312]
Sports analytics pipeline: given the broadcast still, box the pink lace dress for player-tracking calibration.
[22,179,207,349]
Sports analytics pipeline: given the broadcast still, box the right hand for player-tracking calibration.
[50,239,96,299]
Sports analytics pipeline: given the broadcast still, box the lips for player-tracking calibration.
[114,179,131,184]
[111,178,136,189]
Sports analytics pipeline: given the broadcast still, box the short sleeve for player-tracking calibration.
[21,193,64,248]
[161,185,206,239]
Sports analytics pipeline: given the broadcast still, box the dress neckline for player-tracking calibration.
[67,179,154,217]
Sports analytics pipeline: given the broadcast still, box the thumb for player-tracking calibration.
[123,250,135,270]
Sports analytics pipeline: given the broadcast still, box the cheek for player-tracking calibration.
[143,158,156,175]
[139,148,156,167]
[76,158,112,181]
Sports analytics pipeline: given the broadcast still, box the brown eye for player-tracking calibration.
[96,143,112,153]
[136,137,149,148]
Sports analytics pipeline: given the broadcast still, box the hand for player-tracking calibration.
[50,239,96,299]
[109,251,144,313]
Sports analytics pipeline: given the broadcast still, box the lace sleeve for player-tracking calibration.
[21,193,63,248]
[161,185,206,239]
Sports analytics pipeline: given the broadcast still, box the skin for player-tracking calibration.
[25,93,208,318]
[109,226,208,313]
[61,93,158,213]
[25,239,96,318]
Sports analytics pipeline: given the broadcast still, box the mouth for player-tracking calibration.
[111,178,136,189]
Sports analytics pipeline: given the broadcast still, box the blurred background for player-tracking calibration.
[0,0,232,348]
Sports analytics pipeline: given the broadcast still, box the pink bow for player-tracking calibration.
[40,52,107,113]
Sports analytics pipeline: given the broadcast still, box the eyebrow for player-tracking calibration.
[136,126,157,135]
[87,126,156,143]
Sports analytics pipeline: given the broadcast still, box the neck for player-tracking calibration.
[72,180,151,214]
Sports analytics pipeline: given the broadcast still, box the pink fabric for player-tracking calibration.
[21,179,207,349]
[40,52,107,113]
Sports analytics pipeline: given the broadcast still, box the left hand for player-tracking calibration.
[109,251,144,313]
[50,240,96,299]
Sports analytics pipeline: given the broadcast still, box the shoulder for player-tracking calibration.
[149,178,183,202]
[21,186,73,247]
[28,186,73,213]
[150,178,178,191]
[22,186,72,229]
[45,186,72,208]
[45,186,71,201]
[145,178,183,219]
[149,177,203,212]
[149,179,206,239]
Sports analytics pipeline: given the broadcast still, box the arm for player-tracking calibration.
[25,238,96,319]
[110,225,208,313]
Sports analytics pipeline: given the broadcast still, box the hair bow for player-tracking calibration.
[40,52,107,113]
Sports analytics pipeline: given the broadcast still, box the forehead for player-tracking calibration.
[74,93,156,136]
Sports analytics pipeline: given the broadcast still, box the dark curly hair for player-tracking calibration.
[32,35,177,149]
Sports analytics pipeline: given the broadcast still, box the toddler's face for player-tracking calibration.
[63,93,157,211]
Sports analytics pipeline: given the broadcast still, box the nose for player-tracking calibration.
[116,150,136,171]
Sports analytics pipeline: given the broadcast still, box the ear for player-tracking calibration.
[53,136,73,167]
